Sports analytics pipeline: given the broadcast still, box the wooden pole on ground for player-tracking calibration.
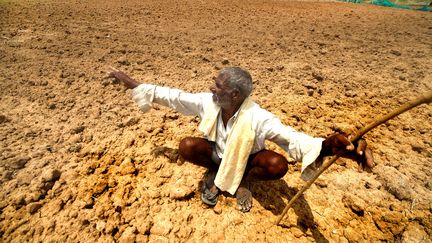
[275,91,432,226]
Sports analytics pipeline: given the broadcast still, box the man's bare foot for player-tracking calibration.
[236,180,252,212]
[201,169,219,206]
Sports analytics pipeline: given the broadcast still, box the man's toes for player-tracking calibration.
[237,204,243,211]
[241,200,252,212]
[237,201,247,212]
[236,192,252,212]
[247,199,252,210]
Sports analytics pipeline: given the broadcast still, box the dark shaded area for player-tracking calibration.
[253,180,329,243]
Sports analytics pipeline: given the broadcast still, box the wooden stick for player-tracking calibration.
[275,91,432,225]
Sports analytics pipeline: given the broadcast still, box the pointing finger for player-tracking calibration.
[364,148,375,169]
[356,139,367,156]
[357,160,364,172]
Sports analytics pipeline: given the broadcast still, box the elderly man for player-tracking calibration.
[109,67,374,212]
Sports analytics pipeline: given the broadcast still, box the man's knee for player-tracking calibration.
[250,151,289,180]
[267,155,288,179]
[179,137,212,160]
[178,137,196,159]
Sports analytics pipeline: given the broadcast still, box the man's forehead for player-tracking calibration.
[214,73,229,82]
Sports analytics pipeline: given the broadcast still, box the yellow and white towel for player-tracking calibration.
[198,98,255,195]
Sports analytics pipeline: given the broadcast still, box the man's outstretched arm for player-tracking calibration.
[107,68,208,117]
[264,116,375,175]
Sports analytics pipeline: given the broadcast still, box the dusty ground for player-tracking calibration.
[1,0,431,242]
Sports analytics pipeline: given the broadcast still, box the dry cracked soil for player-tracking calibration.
[0,0,431,242]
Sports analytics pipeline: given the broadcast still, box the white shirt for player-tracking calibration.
[132,84,324,180]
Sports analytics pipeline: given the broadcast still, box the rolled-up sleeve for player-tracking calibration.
[263,116,324,181]
[132,84,208,117]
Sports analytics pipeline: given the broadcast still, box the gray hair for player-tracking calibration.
[219,67,253,98]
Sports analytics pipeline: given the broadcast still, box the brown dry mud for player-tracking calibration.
[1,0,431,242]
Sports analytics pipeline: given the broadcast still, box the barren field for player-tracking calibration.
[1,0,431,242]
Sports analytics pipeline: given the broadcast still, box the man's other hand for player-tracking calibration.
[108,67,140,89]
[322,133,375,172]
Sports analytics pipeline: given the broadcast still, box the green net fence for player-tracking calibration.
[341,0,363,3]
[372,0,411,8]
[338,0,432,11]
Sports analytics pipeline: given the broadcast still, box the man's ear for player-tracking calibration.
[231,89,241,101]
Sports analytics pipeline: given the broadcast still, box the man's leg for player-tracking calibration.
[178,137,217,170]
[246,150,289,180]
[178,137,220,205]
[236,150,289,212]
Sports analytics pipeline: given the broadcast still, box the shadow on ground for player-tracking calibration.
[253,180,329,243]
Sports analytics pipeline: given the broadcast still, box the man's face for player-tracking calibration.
[210,73,234,107]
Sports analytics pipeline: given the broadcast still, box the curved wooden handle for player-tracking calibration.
[275,90,432,225]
